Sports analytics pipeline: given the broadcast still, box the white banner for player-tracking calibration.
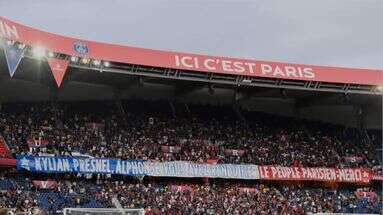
[147,161,259,179]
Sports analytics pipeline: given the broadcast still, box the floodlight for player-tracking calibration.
[32,46,46,59]
[6,40,14,45]
[81,58,90,64]
[47,51,55,58]
[17,43,25,50]
[103,61,110,67]
[70,56,78,62]
[93,60,101,66]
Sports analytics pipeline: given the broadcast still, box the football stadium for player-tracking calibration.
[0,3,382,215]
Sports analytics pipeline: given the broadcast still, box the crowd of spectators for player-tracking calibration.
[0,100,382,214]
[0,172,113,214]
[0,100,380,170]
[0,173,382,215]
[116,181,382,215]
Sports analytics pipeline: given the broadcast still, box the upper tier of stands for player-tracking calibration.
[0,100,381,171]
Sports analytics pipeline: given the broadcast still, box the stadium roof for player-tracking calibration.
[2,0,383,70]
[0,17,382,92]
[0,16,381,129]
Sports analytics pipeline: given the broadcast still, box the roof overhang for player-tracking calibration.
[0,16,382,94]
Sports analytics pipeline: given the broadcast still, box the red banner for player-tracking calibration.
[258,166,372,183]
[170,185,194,192]
[206,159,219,164]
[86,122,105,130]
[0,158,16,166]
[32,180,57,189]
[47,58,69,87]
[344,156,364,163]
[27,138,49,147]
[239,187,257,194]
[224,149,245,156]
[355,190,377,201]
[0,17,382,85]
[161,145,181,153]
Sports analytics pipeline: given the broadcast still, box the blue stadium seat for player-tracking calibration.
[0,179,14,190]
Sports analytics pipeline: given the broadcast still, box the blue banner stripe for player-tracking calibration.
[16,156,260,179]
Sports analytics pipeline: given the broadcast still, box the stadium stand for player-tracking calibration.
[0,100,380,169]
[0,100,382,214]
[0,172,382,214]
[0,15,382,215]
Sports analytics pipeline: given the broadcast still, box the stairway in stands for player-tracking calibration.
[0,136,12,158]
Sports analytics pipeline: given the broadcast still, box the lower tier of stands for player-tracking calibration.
[0,172,382,215]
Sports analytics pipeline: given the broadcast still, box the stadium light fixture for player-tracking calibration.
[92,59,101,66]
[103,61,110,67]
[17,43,26,50]
[6,40,14,45]
[81,58,90,64]
[32,46,46,59]
[47,51,55,58]
[70,56,78,62]
[377,86,383,92]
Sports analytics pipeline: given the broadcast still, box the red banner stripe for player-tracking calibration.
[258,166,372,183]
